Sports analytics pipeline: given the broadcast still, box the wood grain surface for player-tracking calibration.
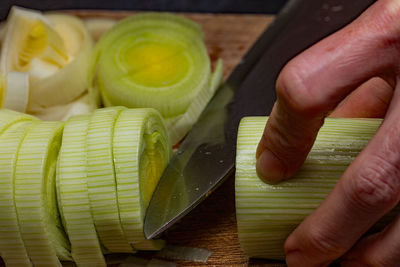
[1,11,287,267]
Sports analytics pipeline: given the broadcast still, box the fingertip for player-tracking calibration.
[256,148,287,184]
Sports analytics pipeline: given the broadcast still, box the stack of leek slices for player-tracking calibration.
[91,13,223,145]
[0,107,171,267]
[235,117,400,259]
[0,6,95,120]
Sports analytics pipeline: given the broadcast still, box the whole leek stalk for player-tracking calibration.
[235,117,400,259]
[91,13,223,144]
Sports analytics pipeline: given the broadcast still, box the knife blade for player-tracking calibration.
[144,0,375,239]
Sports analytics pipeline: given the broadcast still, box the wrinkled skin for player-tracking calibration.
[256,0,400,266]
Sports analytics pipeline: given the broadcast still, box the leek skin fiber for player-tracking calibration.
[235,117,400,259]
[91,13,223,144]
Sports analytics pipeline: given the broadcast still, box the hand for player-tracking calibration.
[256,0,400,266]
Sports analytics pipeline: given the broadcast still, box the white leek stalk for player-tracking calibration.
[235,117,388,259]
[91,13,222,144]
[0,6,94,118]
[14,121,71,266]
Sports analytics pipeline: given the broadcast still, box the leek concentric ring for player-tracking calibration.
[92,13,221,144]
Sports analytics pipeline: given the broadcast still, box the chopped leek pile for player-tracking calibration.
[0,107,171,267]
[91,13,223,144]
[0,6,95,120]
[235,117,400,259]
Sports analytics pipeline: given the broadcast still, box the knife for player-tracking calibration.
[144,0,375,239]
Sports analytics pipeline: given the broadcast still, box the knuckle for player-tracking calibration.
[276,61,322,117]
[348,155,400,212]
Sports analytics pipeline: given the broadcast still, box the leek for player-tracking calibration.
[29,92,92,121]
[0,120,36,267]
[28,13,93,109]
[14,121,71,266]
[0,108,36,133]
[3,72,29,112]
[57,114,106,267]
[0,106,172,266]
[235,117,399,259]
[0,73,4,107]
[0,6,95,119]
[113,108,171,247]
[91,13,222,144]
[85,106,133,253]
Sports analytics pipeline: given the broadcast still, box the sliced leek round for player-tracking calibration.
[86,106,134,253]
[166,58,223,143]
[0,6,95,115]
[28,12,93,110]
[0,6,60,73]
[0,120,36,267]
[57,114,106,267]
[235,117,392,259]
[92,13,221,144]
[113,108,171,245]
[14,121,71,266]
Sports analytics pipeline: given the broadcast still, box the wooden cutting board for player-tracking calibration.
[71,11,284,267]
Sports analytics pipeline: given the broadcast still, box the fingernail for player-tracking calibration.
[256,149,287,184]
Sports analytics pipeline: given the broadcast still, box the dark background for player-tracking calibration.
[0,0,287,20]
